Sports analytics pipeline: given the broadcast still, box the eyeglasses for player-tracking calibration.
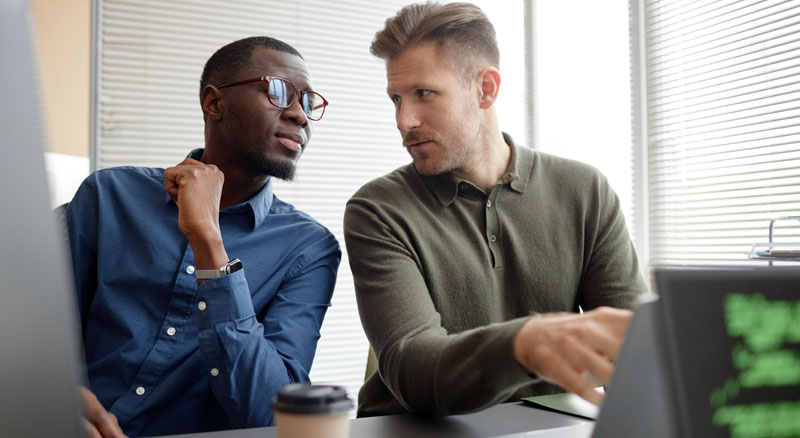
[216,75,328,121]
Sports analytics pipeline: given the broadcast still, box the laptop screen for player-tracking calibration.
[655,268,800,438]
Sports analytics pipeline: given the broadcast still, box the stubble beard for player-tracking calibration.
[222,103,301,182]
[411,139,468,176]
[408,119,483,176]
[225,116,299,182]
[246,151,297,182]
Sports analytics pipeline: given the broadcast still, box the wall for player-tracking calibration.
[30,0,90,159]
[30,0,91,206]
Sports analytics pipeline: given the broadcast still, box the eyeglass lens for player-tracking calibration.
[267,77,325,120]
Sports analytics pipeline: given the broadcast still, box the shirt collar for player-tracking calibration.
[504,132,532,194]
[421,133,532,207]
[164,148,274,229]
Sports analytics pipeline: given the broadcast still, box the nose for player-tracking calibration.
[396,102,421,133]
[282,94,309,128]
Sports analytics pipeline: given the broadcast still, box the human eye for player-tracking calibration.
[415,89,432,98]
[390,94,402,107]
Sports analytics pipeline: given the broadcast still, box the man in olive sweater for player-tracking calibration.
[344,2,647,418]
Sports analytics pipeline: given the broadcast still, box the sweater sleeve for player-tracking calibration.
[344,199,538,417]
[578,173,647,311]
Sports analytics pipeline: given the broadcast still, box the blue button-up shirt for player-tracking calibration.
[65,149,341,437]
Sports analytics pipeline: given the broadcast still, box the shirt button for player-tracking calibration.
[135,386,145,396]
[459,183,468,191]
[197,301,207,311]
[166,327,176,336]
[489,235,497,243]
[487,200,492,208]
[186,265,195,274]
[210,368,220,377]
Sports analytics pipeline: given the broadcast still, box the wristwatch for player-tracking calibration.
[195,258,242,279]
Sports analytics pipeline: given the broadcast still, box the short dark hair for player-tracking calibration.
[199,36,303,99]
[371,2,499,79]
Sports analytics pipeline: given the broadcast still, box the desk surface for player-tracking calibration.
[160,402,593,438]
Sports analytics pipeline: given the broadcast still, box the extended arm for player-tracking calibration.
[345,173,643,414]
[514,174,643,405]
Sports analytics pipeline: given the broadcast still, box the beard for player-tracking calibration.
[221,107,300,182]
[403,101,484,176]
[245,150,297,182]
[404,127,481,176]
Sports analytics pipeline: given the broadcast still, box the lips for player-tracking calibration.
[276,132,305,153]
[407,141,432,151]
[404,138,434,150]
[403,131,435,149]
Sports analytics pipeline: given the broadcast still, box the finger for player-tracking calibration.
[79,387,102,416]
[164,168,178,189]
[80,387,126,438]
[83,418,102,438]
[175,157,203,166]
[555,366,604,406]
[95,411,126,438]
[164,168,183,200]
[579,324,624,361]
[591,307,633,337]
[565,339,615,385]
[575,377,605,406]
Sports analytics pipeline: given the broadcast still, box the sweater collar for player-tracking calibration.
[420,133,532,207]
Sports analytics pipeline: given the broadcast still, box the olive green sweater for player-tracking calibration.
[344,134,646,418]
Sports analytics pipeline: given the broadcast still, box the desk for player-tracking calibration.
[160,403,593,438]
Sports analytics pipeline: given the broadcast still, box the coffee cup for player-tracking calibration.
[273,383,353,438]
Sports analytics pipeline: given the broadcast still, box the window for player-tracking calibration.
[530,1,637,239]
[633,0,800,266]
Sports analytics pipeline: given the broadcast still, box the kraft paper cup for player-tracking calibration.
[273,383,353,438]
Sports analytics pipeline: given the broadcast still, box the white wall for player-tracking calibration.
[44,152,89,208]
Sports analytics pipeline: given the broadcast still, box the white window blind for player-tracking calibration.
[636,0,800,266]
[92,0,413,405]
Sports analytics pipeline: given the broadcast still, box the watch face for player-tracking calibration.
[226,259,243,275]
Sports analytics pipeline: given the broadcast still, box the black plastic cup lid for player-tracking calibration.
[272,383,353,415]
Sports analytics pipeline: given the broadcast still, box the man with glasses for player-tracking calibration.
[344,3,646,418]
[67,36,339,437]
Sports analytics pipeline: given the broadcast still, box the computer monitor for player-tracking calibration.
[0,0,86,436]
[655,268,800,438]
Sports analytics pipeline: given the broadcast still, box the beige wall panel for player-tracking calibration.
[30,0,90,158]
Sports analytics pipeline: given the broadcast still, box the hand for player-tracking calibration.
[164,158,225,241]
[164,158,228,278]
[513,306,633,406]
[80,387,127,438]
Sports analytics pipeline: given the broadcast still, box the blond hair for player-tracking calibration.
[371,2,499,79]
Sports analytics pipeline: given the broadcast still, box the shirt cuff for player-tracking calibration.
[195,269,255,328]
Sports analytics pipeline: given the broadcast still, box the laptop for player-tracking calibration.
[653,267,800,438]
[0,0,87,436]
[594,267,800,438]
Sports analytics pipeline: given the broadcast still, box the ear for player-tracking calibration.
[201,85,224,122]
[477,67,501,109]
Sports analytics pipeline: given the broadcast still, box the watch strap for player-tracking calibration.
[195,258,242,279]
